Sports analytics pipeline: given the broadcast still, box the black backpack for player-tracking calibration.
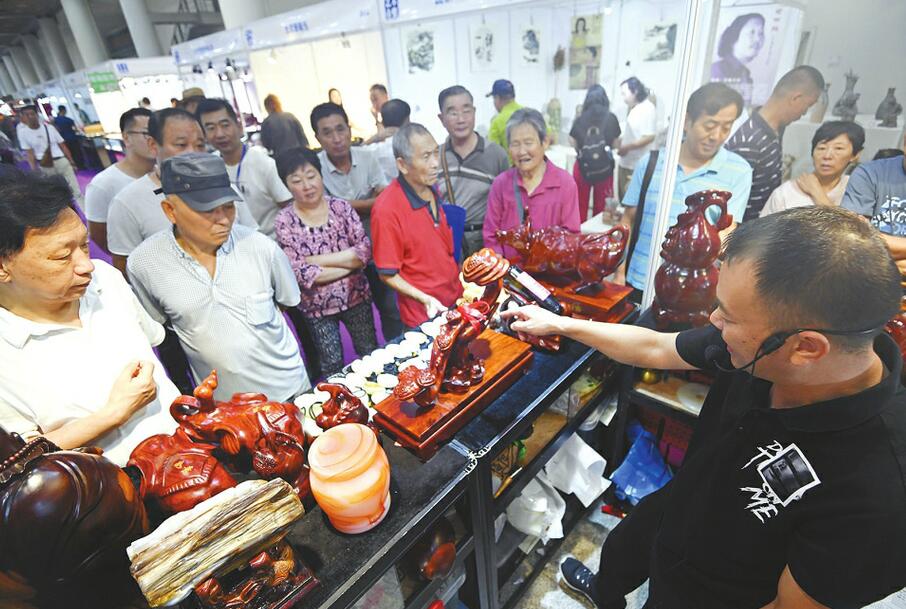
[577,123,615,184]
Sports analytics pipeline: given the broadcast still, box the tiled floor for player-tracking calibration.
[515,500,906,609]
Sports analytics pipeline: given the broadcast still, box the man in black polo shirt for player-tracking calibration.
[727,66,824,221]
[504,206,906,609]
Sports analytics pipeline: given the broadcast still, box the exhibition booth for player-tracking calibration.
[172,28,263,131]
[3,2,906,609]
[84,57,182,136]
[243,0,388,142]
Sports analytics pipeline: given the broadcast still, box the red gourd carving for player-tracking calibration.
[0,428,149,609]
[496,220,628,292]
[128,427,237,515]
[395,249,507,408]
[652,190,733,330]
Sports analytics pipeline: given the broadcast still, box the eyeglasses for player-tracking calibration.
[444,108,475,120]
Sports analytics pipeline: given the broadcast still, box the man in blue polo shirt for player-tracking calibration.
[615,83,752,292]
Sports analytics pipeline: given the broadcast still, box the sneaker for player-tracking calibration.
[558,555,598,607]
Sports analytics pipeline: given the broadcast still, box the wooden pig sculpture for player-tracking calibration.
[0,428,149,609]
[652,190,733,330]
[496,220,628,292]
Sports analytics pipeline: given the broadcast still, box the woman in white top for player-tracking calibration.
[760,120,864,217]
[616,77,658,201]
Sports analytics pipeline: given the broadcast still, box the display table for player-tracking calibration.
[288,442,469,609]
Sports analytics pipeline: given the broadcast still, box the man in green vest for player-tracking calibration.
[487,79,522,151]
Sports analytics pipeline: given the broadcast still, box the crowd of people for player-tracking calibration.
[1,66,905,450]
[1,59,906,608]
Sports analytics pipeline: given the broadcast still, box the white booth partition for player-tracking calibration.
[61,70,100,128]
[243,0,387,142]
[172,29,261,130]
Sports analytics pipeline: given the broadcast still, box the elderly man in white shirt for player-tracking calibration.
[0,168,177,466]
[127,153,310,402]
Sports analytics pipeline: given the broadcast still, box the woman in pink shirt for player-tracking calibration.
[484,107,581,261]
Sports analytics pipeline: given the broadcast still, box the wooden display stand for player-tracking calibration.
[373,330,533,460]
[544,280,635,322]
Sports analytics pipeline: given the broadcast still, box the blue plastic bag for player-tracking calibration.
[611,421,673,505]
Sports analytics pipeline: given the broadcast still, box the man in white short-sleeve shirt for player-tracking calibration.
[197,98,292,238]
[85,107,155,253]
[107,107,257,274]
[127,153,309,402]
[617,78,658,200]
[17,104,85,209]
[0,168,178,466]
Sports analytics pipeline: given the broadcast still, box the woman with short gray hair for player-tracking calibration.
[483,108,581,261]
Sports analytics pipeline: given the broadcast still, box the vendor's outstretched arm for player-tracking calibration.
[502,304,695,370]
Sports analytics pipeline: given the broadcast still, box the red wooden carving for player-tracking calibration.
[652,190,733,330]
[495,221,628,292]
[0,428,149,609]
[128,427,237,515]
[194,540,318,609]
[128,371,309,513]
[394,249,507,408]
[315,382,369,430]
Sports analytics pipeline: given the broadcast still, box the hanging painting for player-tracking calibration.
[641,22,678,62]
[469,23,500,72]
[569,14,602,90]
[403,26,436,74]
[520,25,542,66]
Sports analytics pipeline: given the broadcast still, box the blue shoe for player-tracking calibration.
[559,556,598,607]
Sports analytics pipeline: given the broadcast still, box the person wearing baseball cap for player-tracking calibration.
[487,79,521,152]
[126,152,310,402]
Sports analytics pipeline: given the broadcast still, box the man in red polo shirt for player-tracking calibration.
[372,123,463,331]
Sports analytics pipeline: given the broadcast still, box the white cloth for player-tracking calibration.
[364,138,398,182]
[224,145,292,238]
[544,433,611,507]
[127,224,309,401]
[18,122,65,159]
[107,173,258,256]
[760,175,850,217]
[85,164,136,223]
[0,260,179,466]
[620,99,657,169]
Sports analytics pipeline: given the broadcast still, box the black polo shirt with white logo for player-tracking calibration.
[646,324,906,609]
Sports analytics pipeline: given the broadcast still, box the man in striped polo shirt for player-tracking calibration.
[614,83,753,294]
[436,85,510,258]
[727,66,825,221]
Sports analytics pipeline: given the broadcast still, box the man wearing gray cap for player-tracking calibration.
[126,153,310,401]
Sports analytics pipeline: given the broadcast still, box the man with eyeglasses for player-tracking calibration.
[196,98,292,238]
[85,108,154,253]
[311,102,403,339]
[437,85,509,258]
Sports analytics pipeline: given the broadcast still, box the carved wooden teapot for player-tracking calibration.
[496,219,628,292]
[652,190,733,330]
[0,428,149,609]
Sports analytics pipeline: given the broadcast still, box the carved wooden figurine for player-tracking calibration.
[495,221,628,292]
[0,428,149,609]
[128,427,237,515]
[315,382,370,430]
[652,190,733,330]
[171,370,308,495]
[395,248,508,408]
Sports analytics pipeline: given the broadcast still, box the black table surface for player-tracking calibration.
[454,338,597,456]
[286,441,469,609]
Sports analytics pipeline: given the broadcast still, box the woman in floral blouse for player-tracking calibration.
[274,147,377,377]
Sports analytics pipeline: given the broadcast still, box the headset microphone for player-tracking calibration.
[706,325,885,374]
